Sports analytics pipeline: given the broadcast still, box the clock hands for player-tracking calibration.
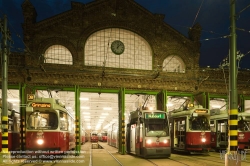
[111,40,124,55]
[116,43,121,49]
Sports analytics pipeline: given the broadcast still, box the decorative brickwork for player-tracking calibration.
[2,0,250,96]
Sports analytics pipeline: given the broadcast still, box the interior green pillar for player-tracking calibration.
[119,87,125,154]
[157,90,167,112]
[20,83,26,151]
[75,85,81,155]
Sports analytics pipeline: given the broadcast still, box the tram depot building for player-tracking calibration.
[3,0,250,134]
[5,0,248,101]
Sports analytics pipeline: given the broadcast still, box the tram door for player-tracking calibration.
[173,118,186,149]
[217,119,228,149]
[130,124,136,153]
[210,120,216,148]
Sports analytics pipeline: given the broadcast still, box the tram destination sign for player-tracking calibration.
[194,109,208,113]
[145,113,165,119]
[31,102,51,108]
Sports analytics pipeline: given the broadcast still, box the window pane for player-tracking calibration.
[162,56,185,73]
[85,28,152,70]
[44,45,73,65]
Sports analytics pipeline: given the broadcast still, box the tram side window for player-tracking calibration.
[217,120,227,132]
[178,120,185,131]
[173,119,186,137]
[59,112,68,130]
[210,121,215,132]
[8,110,19,132]
[68,116,75,132]
[238,118,250,131]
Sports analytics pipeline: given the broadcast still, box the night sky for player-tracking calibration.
[1,0,250,69]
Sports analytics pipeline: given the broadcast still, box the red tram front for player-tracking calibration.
[25,98,75,153]
[169,104,211,153]
[210,110,250,151]
[126,109,171,158]
[98,132,107,142]
[0,100,20,152]
[90,132,98,142]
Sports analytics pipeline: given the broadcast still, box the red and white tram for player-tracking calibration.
[126,109,171,158]
[0,100,20,152]
[169,104,211,153]
[107,123,119,148]
[81,129,88,144]
[210,109,250,151]
[98,132,107,142]
[90,132,98,142]
[25,98,75,153]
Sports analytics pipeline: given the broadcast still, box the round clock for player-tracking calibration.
[111,40,125,55]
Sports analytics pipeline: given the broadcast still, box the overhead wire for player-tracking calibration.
[0,9,47,72]
[0,9,28,53]
[192,0,204,27]
[237,3,250,16]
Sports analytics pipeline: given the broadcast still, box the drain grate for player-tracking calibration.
[91,143,103,149]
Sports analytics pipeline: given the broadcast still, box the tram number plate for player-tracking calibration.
[156,150,163,153]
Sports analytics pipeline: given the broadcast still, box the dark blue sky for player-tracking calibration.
[1,0,250,69]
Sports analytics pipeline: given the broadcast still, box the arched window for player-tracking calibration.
[44,45,73,65]
[84,28,152,70]
[162,55,185,73]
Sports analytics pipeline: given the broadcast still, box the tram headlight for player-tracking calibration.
[201,138,206,143]
[146,139,152,144]
[37,139,44,145]
[163,139,168,144]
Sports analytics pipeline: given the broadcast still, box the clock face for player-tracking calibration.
[111,40,125,55]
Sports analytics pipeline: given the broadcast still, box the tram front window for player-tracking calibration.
[27,112,58,130]
[190,116,210,130]
[145,119,169,137]
[238,117,250,131]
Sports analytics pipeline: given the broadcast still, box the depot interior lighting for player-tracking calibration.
[81,106,90,110]
[167,103,173,107]
[82,112,90,114]
[103,107,112,110]
[7,98,20,102]
[80,97,89,101]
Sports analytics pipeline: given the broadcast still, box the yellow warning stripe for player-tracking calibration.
[230,140,238,146]
[229,109,238,115]
[229,120,238,125]
[229,130,238,136]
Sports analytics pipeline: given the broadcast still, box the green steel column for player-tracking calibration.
[20,84,26,151]
[1,15,9,154]
[163,90,167,112]
[226,0,239,165]
[120,87,125,154]
[202,92,206,108]
[75,86,81,155]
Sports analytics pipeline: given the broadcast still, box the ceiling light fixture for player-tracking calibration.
[7,99,20,102]
[80,97,89,101]
[81,106,90,110]
[101,113,109,115]
[82,112,90,114]
[103,107,112,110]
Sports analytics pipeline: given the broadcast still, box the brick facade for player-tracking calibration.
[5,0,250,95]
